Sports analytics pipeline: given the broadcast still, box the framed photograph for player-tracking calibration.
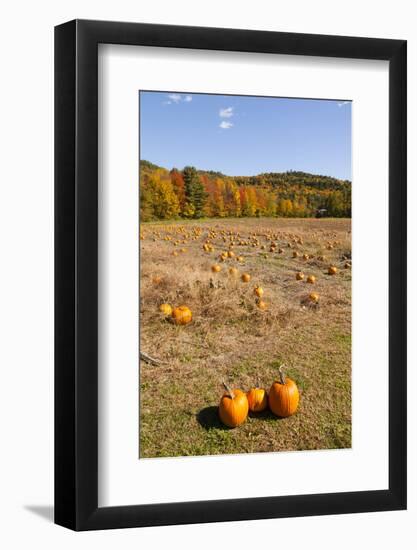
[55,20,407,530]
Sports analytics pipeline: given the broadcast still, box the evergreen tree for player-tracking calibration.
[183,166,207,218]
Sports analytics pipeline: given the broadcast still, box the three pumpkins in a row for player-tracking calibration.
[219,366,299,428]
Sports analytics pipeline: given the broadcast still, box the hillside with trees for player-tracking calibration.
[140,160,351,221]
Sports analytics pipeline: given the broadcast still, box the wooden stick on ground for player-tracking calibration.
[140,351,166,366]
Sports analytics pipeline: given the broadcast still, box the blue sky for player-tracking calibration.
[140,91,351,180]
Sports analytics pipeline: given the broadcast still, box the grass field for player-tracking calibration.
[139,217,351,458]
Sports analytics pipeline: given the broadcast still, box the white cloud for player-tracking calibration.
[337,101,349,107]
[219,107,234,118]
[163,93,193,105]
[219,120,233,129]
[168,93,182,103]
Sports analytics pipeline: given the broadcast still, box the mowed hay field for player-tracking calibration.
[140,217,351,458]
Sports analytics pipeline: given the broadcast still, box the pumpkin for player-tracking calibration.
[241,273,251,283]
[211,264,221,273]
[256,299,268,310]
[309,292,320,303]
[229,267,238,276]
[296,271,304,281]
[292,251,299,258]
[306,275,316,284]
[247,386,268,412]
[328,266,338,275]
[254,286,264,298]
[171,305,192,325]
[269,365,300,417]
[237,256,244,262]
[219,383,249,428]
[159,303,172,316]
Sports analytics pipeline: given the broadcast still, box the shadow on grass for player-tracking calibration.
[248,408,281,421]
[198,405,283,429]
[197,406,229,430]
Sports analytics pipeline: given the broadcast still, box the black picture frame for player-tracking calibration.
[55,19,407,531]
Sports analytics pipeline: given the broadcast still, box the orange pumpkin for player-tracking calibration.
[241,273,251,283]
[328,266,337,275]
[254,286,264,298]
[171,305,192,325]
[229,267,238,276]
[219,384,249,428]
[296,271,304,281]
[247,386,268,412]
[159,303,172,316]
[306,275,316,284]
[211,264,221,273]
[269,365,300,417]
[308,292,320,303]
[256,299,268,310]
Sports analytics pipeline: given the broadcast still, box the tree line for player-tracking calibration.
[140,160,351,221]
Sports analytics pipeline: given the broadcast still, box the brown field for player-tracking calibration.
[139,217,351,458]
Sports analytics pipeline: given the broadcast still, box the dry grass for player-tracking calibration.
[139,217,351,458]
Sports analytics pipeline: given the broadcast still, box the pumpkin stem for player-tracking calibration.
[222,382,235,399]
[278,364,286,385]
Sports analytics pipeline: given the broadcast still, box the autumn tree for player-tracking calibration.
[325,191,344,217]
[277,198,294,217]
[170,169,186,212]
[140,182,155,222]
[211,179,226,217]
[140,160,351,220]
[141,171,180,220]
